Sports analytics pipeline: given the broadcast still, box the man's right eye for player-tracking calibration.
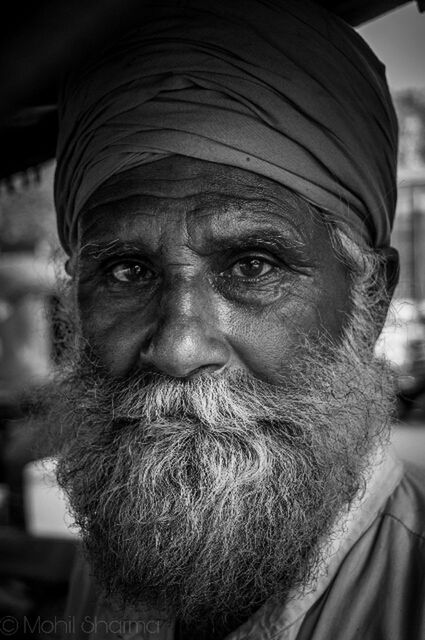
[109,262,155,283]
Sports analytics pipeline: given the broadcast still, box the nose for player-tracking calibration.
[138,277,230,378]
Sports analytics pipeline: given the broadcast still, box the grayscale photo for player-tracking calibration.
[0,1,424,638]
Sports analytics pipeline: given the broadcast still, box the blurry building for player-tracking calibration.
[0,162,60,526]
[392,89,425,302]
[0,162,60,405]
[375,89,425,416]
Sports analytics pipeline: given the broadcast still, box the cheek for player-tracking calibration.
[315,281,351,339]
[224,280,349,384]
[77,289,145,375]
[224,307,311,383]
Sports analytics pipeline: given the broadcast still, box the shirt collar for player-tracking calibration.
[226,445,404,640]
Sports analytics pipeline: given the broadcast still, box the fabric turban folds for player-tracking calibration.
[55,0,398,254]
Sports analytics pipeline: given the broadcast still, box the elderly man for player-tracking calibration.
[44,0,425,638]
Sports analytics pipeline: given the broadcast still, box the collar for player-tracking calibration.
[226,445,404,640]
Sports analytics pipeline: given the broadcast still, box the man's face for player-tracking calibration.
[51,157,392,631]
[75,156,351,381]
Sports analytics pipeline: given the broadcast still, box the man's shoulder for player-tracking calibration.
[382,461,425,541]
[297,462,425,640]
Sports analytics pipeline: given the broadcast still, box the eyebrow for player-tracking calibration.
[77,230,309,269]
[197,229,306,255]
[78,239,151,261]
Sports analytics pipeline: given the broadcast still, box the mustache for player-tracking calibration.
[56,366,329,495]
[110,370,282,423]
[75,365,338,450]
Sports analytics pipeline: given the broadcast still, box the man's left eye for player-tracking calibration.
[228,258,274,279]
[109,262,155,283]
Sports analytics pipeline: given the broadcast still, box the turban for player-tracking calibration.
[55,0,398,254]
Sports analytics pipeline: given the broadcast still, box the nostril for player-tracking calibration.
[179,363,228,380]
[138,315,230,379]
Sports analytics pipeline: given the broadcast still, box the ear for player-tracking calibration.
[373,246,399,336]
[381,246,399,300]
[64,256,77,278]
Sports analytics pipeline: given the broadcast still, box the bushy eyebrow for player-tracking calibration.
[78,229,307,263]
[199,229,306,254]
[78,239,152,262]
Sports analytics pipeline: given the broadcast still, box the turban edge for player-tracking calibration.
[55,0,398,253]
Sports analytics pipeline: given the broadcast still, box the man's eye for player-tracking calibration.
[110,262,155,283]
[229,258,274,279]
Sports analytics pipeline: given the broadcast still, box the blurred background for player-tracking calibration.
[359,3,425,454]
[0,1,424,637]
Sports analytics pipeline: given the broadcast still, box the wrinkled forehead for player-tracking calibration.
[77,157,329,253]
[80,157,305,214]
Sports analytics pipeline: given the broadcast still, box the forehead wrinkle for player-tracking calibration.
[78,182,316,258]
[79,156,314,236]
[79,192,237,242]
[80,158,306,217]
[82,168,259,210]
[186,199,311,249]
